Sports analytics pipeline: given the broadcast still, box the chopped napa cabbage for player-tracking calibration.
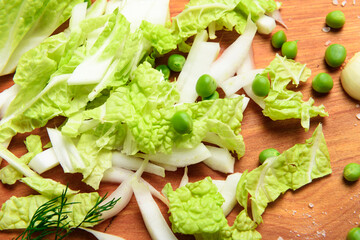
[0,0,83,76]
[80,63,245,156]
[21,176,78,198]
[163,177,228,235]
[239,124,331,223]
[75,124,125,189]
[209,17,257,85]
[0,135,42,185]
[263,54,312,90]
[139,21,177,55]
[0,13,106,144]
[0,5,154,144]
[260,54,328,131]
[47,128,85,174]
[132,178,178,240]
[67,10,131,85]
[164,177,261,240]
[236,0,277,22]
[164,125,332,239]
[203,146,235,174]
[28,147,59,174]
[87,28,148,101]
[144,143,211,167]
[0,192,100,230]
[171,0,238,41]
[171,0,278,43]
[177,30,220,103]
[0,143,79,197]
[112,152,165,177]
[63,120,126,189]
[118,0,170,31]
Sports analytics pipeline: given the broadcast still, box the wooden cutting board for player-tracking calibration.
[1,0,360,239]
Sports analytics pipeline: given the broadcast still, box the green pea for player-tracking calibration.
[252,74,270,97]
[325,44,346,68]
[156,64,170,79]
[326,10,345,29]
[312,73,334,93]
[202,90,219,101]
[168,54,186,72]
[343,163,360,182]
[347,227,360,240]
[171,111,193,134]
[271,30,287,49]
[259,148,280,164]
[196,74,217,98]
[281,41,298,59]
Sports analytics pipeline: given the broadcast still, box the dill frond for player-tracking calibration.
[15,187,120,240]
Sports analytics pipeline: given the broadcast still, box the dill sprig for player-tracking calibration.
[15,187,120,240]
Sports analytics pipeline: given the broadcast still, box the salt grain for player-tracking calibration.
[325,40,332,46]
[309,203,314,208]
[342,0,347,6]
[317,230,326,237]
[322,27,331,33]
[278,237,284,240]
[356,113,360,120]
[333,0,339,4]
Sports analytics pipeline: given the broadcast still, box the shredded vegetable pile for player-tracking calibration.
[0,0,332,239]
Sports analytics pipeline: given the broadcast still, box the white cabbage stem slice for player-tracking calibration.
[80,228,126,240]
[132,178,178,240]
[203,146,235,174]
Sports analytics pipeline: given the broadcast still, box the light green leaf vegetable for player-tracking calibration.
[140,21,178,55]
[0,192,99,230]
[235,169,249,210]
[164,177,261,240]
[171,0,278,42]
[263,90,328,131]
[171,0,235,39]
[0,8,126,144]
[163,177,228,235]
[244,124,331,223]
[263,54,312,90]
[0,0,83,76]
[79,63,244,156]
[164,125,331,240]
[261,54,328,131]
[68,10,132,85]
[0,33,79,143]
[87,28,152,101]
[215,10,247,34]
[0,135,42,185]
[75,123,125,189]
[21,176,78,198]
[228,210,262,240]
[236,0,277,22]
[216,0,277,34]
[0,143,78,197]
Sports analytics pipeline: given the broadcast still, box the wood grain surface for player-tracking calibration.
[1,0,360,239]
